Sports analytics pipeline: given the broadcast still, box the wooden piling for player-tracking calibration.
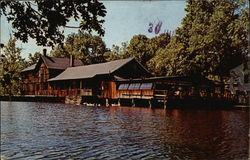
[105,98,109,106]
[118,99,121,106]
[164,100,167,109]
[164,97,167,110]
[149,99,152,108]
[132,99,135,107]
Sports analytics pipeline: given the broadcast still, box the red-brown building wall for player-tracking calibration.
[21,62,52,95]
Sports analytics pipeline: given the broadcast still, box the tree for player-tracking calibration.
[27,52,40,65]
[104,42,128,61]
[50,31,108,64]
[150,0,249,80]
[0,38,26,96]
[104,45,121,62]
[146,33,171,74]
[148,37,186,76]
[123,33,171,72]
[123,35,151,67]
[149,32,171,52]
[0,0,106,47]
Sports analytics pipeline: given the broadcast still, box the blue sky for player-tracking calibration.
[1,1,186,59]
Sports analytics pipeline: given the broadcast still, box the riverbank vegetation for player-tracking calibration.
[0,0,248,96]
[0,38,26,96]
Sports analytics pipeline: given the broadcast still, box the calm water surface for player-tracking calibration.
[1,101,249,160]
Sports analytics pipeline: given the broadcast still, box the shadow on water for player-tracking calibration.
[0,101,249,160]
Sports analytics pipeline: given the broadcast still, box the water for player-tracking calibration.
[1,101,249,160]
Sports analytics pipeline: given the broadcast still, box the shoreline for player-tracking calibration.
[1,96,249,110]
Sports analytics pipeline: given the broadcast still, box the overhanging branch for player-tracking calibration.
[64,25,80,29]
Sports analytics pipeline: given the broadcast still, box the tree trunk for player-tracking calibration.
[8,86,12,101]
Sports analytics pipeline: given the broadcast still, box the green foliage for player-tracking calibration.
[149,0,248,79]
[122,33,171,70]
[124,35,150,67]
[103,33,171,74]
[27,52,41,65]
[104,45,121,62]
[0,0,106,47]
[50,31,108,64]
[148,37,186,76]
[0,38,26,96]
[104,42,129,61]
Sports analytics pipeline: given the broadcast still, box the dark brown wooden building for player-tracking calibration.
[48,57,152,98]
[116,76,216,100]
[21,55,228,107]
[20,53,83,96]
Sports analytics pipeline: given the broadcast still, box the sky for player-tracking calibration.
[0,1,186,59]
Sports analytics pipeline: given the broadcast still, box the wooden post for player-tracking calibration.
[118,99,121,106]
[132,98,135,107]
[80,80,83,89]
[149,99,152,108]
[164,99,167,110]
[164,97,167,110]
[105,98,109,106]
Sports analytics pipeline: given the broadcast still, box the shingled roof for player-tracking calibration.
[21,64,36,72]
[21,56,83,72]
[48,58,135,81]
[41,56,83,70]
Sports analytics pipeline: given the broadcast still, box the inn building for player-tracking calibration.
[20,50,83,96]
[20,53,244,107]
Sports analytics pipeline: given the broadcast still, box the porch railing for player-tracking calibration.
[24,88,94,97]
[80,89,92,96]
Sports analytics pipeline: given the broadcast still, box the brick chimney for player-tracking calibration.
[69,55,74,67]
[43,49,47,56]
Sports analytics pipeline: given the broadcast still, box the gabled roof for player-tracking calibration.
[41,56,83,70]
[21,64,36,72]
[21,56,83,72]
[48,58,135,81]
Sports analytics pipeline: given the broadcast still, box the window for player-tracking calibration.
[128,83,141,90]
[118,83,129,90]
[140,83,153,90]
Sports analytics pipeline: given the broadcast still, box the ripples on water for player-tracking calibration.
[1,101,249,160]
